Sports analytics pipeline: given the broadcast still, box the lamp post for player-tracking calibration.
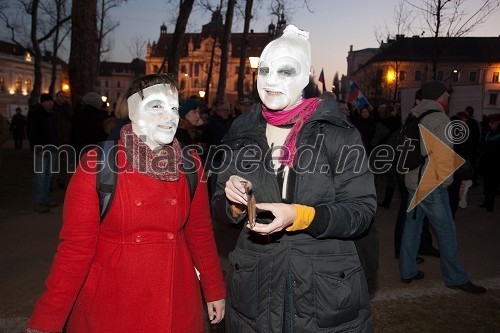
[198,90,206,99]
[249,56,260,95]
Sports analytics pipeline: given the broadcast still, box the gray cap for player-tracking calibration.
[421,80,449,100]
[82,92,103,109]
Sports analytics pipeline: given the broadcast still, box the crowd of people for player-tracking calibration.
[0,23,497,333]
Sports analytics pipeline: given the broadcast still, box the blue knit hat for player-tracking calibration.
[179,99,200,118]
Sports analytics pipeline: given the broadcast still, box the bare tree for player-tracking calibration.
[375,1,416,45]
[126,36,147,60]
[215,0,236,103]
[69,0,98,101]
[40,0,71,95]
[405,0,500,77]
[157,0,195,83]
[236,0,254,101]
[97,0,126,66]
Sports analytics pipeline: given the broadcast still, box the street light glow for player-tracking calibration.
[249,57,260,69]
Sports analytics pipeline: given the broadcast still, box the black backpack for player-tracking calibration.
[395,110,439,175]
[96,140,198,222]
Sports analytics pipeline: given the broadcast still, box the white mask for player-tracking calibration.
[257,25,311,111]
[128,84,179,150]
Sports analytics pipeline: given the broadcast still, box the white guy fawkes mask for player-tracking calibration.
[127,83,180,150]
[257,25,311,111]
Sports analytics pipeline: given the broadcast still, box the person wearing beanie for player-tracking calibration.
[176,98,204,145]
[26,93,59,213]
[399,79,487,294]
[72,91,108,156]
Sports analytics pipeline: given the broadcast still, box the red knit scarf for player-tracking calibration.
[262,97,321,167]
[120,124,183,181]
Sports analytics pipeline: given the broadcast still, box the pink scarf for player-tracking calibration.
[262,97,321,167]
[120,124,183,181]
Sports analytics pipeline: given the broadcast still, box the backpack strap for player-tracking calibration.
[97,140,119,223]
[418,109,440,120]
[181,145,198,201]
[97,141,199,223]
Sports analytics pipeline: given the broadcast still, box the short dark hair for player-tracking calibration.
[465,106,474,115]
[126,74,178,99]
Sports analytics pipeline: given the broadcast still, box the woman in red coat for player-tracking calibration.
[25,74,226,333]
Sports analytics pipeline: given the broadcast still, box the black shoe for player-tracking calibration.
[401,271,425,284]
[33,204,50,213]
[446,281,487,294]
[419,247,440,258]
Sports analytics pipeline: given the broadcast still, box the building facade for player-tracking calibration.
[0,40,68,118]
[348,36,500,117]
[97,59,146,110]
[146,12,277,105]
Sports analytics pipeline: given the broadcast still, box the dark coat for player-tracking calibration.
[212,99,376,332]
[27,104,59,150]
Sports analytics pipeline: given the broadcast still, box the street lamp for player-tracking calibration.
[101,95,108,103]
[249,56,260,94]
[198,90,206,99]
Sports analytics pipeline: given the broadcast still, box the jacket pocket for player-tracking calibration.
[228,249,259,321]
[76,263,102,314]
[312,258,363,329]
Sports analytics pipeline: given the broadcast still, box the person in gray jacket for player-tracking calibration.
[399,80,486,293]
[212,25,376,332]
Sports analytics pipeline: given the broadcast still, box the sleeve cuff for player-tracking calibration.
[286,204,315,232]
[303,205,330,237]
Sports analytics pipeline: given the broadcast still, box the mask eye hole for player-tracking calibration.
[259,67,269,75]
[277,66,297,77]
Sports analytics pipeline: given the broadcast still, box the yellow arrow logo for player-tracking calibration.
[407,124,465,212]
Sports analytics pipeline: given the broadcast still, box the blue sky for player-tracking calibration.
[110,0,500,87]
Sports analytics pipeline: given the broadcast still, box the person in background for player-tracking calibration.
[399,80,486,294]
[10,107,26,150]
[176,98,204,145]
[336,100,351,121]
[371,104,401,209]
[107,94,130,141]
[464,106,481,186]
[27,93,59,213]
[205,100,235,197]
[212,25,375,332]
[24,74,225,333]
[52,91,73,189]
[355,105,375,152]
[72,92,108,157]
[394,89,440,263]
[479,113,500,212]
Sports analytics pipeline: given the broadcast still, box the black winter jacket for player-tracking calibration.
[212,99,376,332]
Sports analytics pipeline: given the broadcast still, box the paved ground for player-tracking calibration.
[1,141,499,332]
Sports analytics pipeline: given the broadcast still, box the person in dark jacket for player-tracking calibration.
[27,93,59,213]
[212,25,376,332]
[176,98,204,145]
[71,92,108,158]
[479,113,500,212]
[10,107,26,149]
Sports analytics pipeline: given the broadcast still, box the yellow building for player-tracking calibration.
[0,40,68,119]
[146,12,276,106]
[348,36,500,117]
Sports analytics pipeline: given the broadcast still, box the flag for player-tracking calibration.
[318,69,326,93]
[348,80,370,110]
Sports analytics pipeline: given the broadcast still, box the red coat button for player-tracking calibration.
[170,199,177,205]
[135,235,142,243]
[135,200,142,207]
[166,232,174,240]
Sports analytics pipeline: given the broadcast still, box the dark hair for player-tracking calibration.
[414,88,422,101]
[126,74,178,99]
[465,106,474,115]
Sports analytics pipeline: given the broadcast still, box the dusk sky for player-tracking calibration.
[110,0,500,86]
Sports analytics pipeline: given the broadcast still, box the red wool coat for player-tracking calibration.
[28,148,226,332]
